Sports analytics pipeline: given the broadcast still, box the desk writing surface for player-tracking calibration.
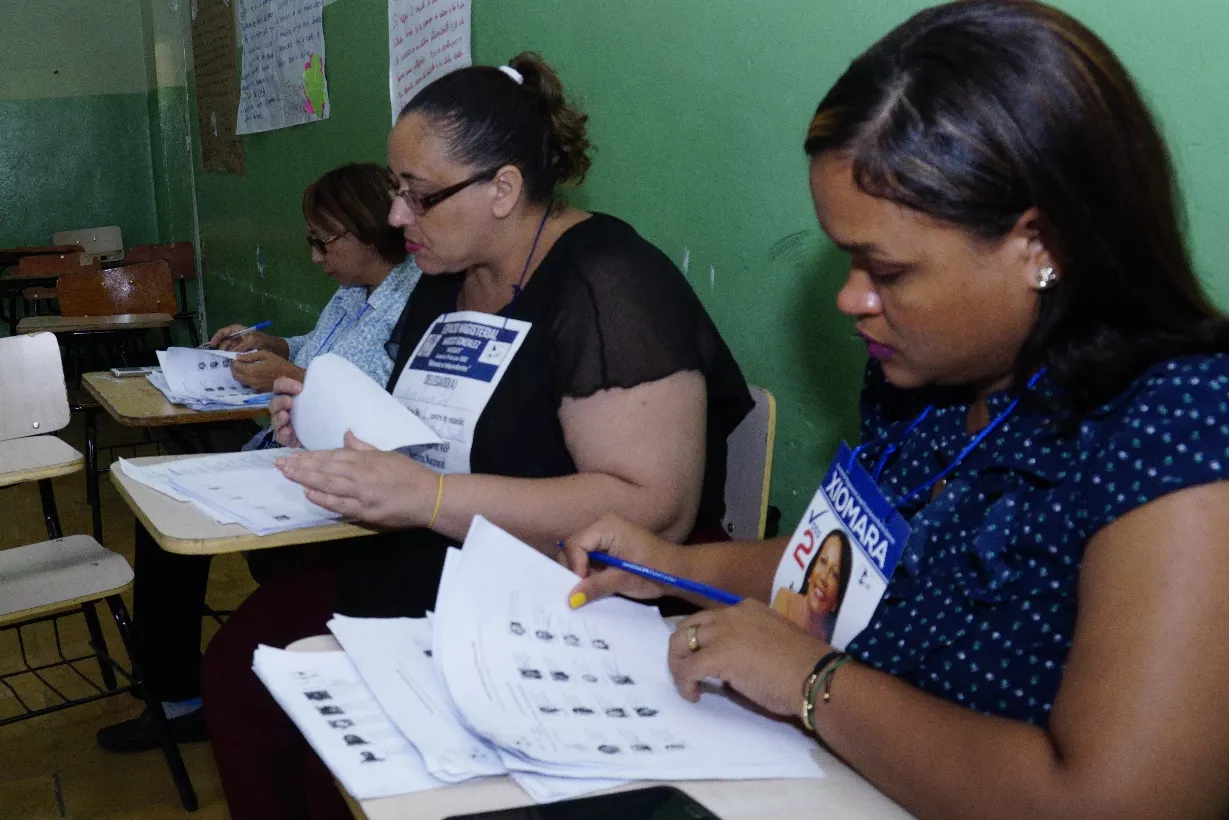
[354,744,910,820]
[16,313,173,334]
[82,371,268,427]
[110,454,379,555]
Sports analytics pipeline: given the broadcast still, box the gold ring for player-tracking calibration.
[686,625,700,652]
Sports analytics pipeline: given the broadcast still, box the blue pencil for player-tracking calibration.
[200,320,274,349]
[558,541,742,606]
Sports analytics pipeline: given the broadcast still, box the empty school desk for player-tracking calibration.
[109,453,378,555]
[81,372,269,544]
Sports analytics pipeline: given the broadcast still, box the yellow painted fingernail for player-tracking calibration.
[569,592,587,609]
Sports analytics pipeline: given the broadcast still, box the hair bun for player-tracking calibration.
[508,52,592,187]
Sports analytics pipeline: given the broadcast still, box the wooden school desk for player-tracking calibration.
[109,453,378,555]
[280,638,913,820]
[15,312,174,335]
[81,372,270,544]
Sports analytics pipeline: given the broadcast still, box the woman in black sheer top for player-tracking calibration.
[201,53,752,820]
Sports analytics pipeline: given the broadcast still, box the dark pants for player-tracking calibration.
[130,522,337,702]
[201,567,352,820]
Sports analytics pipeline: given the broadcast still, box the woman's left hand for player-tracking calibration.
[230,351,306,392]
[670,600,832,718]
[276,432,437,528]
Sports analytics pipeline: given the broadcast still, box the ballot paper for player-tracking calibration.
[117,355,441,535]
[251,646,442,800]
[115,449,339,534]
[327,615,505,782]
[327,614,624,802]
[262,519,824,804]
[433,518,826,783]
[150,347,273,408]
[293,354,441,451]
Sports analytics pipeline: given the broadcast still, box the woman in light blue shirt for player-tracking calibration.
[95,163,420,755]
[211,162,421,390]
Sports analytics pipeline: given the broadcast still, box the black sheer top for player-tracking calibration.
[336,213,752,616]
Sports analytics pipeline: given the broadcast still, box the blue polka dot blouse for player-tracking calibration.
[844,354,1229,727]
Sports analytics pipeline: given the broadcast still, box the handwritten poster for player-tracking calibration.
[236,0,330,134]
[191,0,244,173]
[388,0,471,121]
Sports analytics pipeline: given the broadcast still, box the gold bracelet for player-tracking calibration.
[428,473,444,529]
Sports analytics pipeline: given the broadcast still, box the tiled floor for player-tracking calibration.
[0,413,258,819]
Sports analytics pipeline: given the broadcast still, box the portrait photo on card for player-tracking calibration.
[772,528,851,642]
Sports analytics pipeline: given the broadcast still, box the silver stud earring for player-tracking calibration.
[1035,266,1058,290]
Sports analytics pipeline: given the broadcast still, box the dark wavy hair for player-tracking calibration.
[303,163,405,265]
[804,0,1229,417]
[398,52,591,205]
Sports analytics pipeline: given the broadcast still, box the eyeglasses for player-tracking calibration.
[306,231,347,254]
[387,167,501,216]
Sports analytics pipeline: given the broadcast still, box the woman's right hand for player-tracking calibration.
[270,376,304,448]
[209,324,278,352]
[562,514,686,606]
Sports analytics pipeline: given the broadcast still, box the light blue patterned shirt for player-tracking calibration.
[285,260,421,386]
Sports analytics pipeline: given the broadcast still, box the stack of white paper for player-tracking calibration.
[115,449,340,534]
[148,347,273,410]
[252,646,443,800]
[119,354,442,535]
[261,517,825,805]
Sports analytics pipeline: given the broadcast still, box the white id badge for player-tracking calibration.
[770,442,911,650]
[391,311,531,474]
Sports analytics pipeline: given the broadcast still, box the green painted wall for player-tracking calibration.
[189,0,1229,525]
[0,0,199,337]
[193,0,395,338]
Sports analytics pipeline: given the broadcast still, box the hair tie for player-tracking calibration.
[498,65,524,85]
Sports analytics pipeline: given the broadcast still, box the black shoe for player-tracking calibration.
[97,707,207,753]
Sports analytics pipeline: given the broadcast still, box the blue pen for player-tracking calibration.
[557,541,742,606]
[201,320,273,349]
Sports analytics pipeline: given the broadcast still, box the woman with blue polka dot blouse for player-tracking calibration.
[563,2,1229,817]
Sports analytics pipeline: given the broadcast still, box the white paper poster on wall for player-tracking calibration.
[388,0,471,121]
[237,0,331,134]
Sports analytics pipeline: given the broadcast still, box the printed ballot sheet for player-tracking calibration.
[252,646,439,800]
[433,517,826,782]
[327,615,504,782]
[116,449,339,535]
[119,355,441,535]
[152,347,272,409]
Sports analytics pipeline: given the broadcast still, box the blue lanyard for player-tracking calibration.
[314,301,371,358]
[848,369,1046,507]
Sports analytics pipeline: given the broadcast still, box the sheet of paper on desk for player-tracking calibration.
[252,646,442,801]
[327,615,505,782]
[292,354,442,451]
[115,449,339,535]
[433,517,826,783]
[327,614,622,802]
[172,467,339,535]
[156,347,266,401]
[148,349,272,410]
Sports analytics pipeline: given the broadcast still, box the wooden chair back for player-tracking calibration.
[122,242,196,280]
[56,261,177,317]
[0,332,70,442]
[16,252,101,279]
[722,386,778,540]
